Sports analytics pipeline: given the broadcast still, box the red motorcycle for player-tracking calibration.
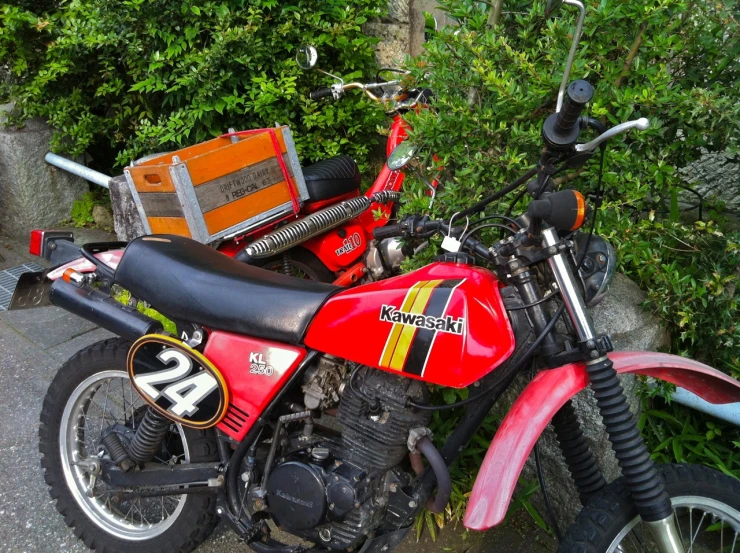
[214,46,436,286]
[13,3,740,553]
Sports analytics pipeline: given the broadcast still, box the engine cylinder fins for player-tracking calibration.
[337,366,430,471]
[246,191,401,259]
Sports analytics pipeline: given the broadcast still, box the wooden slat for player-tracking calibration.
[138,192,184,218]
[202,184,292,234]
[186,132,288,187]
[147,217,193,237]
[194,154,292,214]
[128,165,177,193]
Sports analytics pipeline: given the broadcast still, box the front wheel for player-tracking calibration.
[39,338,219,553]
[558,463,740,553]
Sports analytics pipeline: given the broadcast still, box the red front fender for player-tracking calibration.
[463,351,740,531]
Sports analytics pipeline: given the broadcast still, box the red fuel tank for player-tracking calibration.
[304,262,515,388]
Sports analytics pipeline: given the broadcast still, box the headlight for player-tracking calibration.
[573,233,616,307]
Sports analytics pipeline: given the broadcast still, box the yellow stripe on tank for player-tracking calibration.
[379,281,429,368]
[388,279,444,371]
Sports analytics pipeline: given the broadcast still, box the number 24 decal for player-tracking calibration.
[134,348,218,417]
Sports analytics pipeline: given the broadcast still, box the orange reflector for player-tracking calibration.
[62,268,83,286]
[571,191,586,231]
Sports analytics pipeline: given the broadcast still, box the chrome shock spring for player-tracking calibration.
[247,191,401,259]
[128,409,172,464]
[281,252,292,275]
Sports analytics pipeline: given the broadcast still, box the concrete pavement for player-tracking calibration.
[0,231,554,553]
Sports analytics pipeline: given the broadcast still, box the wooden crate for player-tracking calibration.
[124,126,308,243]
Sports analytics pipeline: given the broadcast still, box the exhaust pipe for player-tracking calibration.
[50,280,163,340]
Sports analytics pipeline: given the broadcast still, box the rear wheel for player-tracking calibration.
[558,463,740,553]
[39,338,219,553]
[258,247,335,282]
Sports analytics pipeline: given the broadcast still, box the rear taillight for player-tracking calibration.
[29,230,44,257]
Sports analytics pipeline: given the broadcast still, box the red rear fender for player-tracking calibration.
[46,250,124,280]
[463,351,740,531]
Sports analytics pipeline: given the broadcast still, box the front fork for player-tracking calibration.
[542,228,684,553]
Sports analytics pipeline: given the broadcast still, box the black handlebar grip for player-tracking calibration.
[373,224,403,240]
[309,88,333,100]
[555,80,594,133]
[542,79,594,150]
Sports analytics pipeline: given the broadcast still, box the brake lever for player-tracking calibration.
[574,118,650,153]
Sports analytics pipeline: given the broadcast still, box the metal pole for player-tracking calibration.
[45,153,111,189]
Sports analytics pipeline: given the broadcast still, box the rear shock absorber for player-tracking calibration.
[551,399,606,506]
[128,409,172,464]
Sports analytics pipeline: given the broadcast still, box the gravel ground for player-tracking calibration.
[0,231,554,553]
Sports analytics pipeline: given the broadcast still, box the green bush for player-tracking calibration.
[401,0,738,221]
[606,214,740,376]
[1,0,386,172]
[69,188,111,227]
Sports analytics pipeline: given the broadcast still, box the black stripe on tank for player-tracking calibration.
[403,279,464,376]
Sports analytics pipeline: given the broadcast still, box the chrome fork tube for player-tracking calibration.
[542,228,596,343]
[541,228,682,553]
[645,517,686,553]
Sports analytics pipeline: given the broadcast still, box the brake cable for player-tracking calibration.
[535,439,564,542]
[574,145,606,271]
[459,222,518,244]
[456,166,538,219]
[407,303,566,411]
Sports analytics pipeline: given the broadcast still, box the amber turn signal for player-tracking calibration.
[62,268,84,287]
[527,189,588,232]
[571,190,586,231]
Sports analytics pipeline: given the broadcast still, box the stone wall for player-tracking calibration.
[0,104,87,238]
[365,0,455,66]
[679,150,740,228]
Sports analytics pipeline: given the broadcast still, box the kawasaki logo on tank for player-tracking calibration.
[379,305,464,334]
[378,279,465,377]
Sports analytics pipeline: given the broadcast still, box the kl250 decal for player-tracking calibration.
[379,279,465,376]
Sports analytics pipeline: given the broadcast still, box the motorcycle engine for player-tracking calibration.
[365,238,407,280]
[264,365,429,550]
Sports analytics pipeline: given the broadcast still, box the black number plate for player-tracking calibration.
[128,335,228,428]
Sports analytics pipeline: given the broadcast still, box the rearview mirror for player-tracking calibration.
[296,46,318,71]
[387,142,417,171]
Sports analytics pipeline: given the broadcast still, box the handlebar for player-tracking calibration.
[543,79,594,149]
[372,224,405,241]
[373,217,493,260]
[555,80,594,135]
[308,77,414,107]
[309,87,334,100]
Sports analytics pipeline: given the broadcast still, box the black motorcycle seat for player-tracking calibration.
[114,235,340,344]
[302,155,361,202]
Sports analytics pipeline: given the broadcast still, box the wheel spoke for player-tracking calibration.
[689,511,707,553]
[99,379,111,439]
